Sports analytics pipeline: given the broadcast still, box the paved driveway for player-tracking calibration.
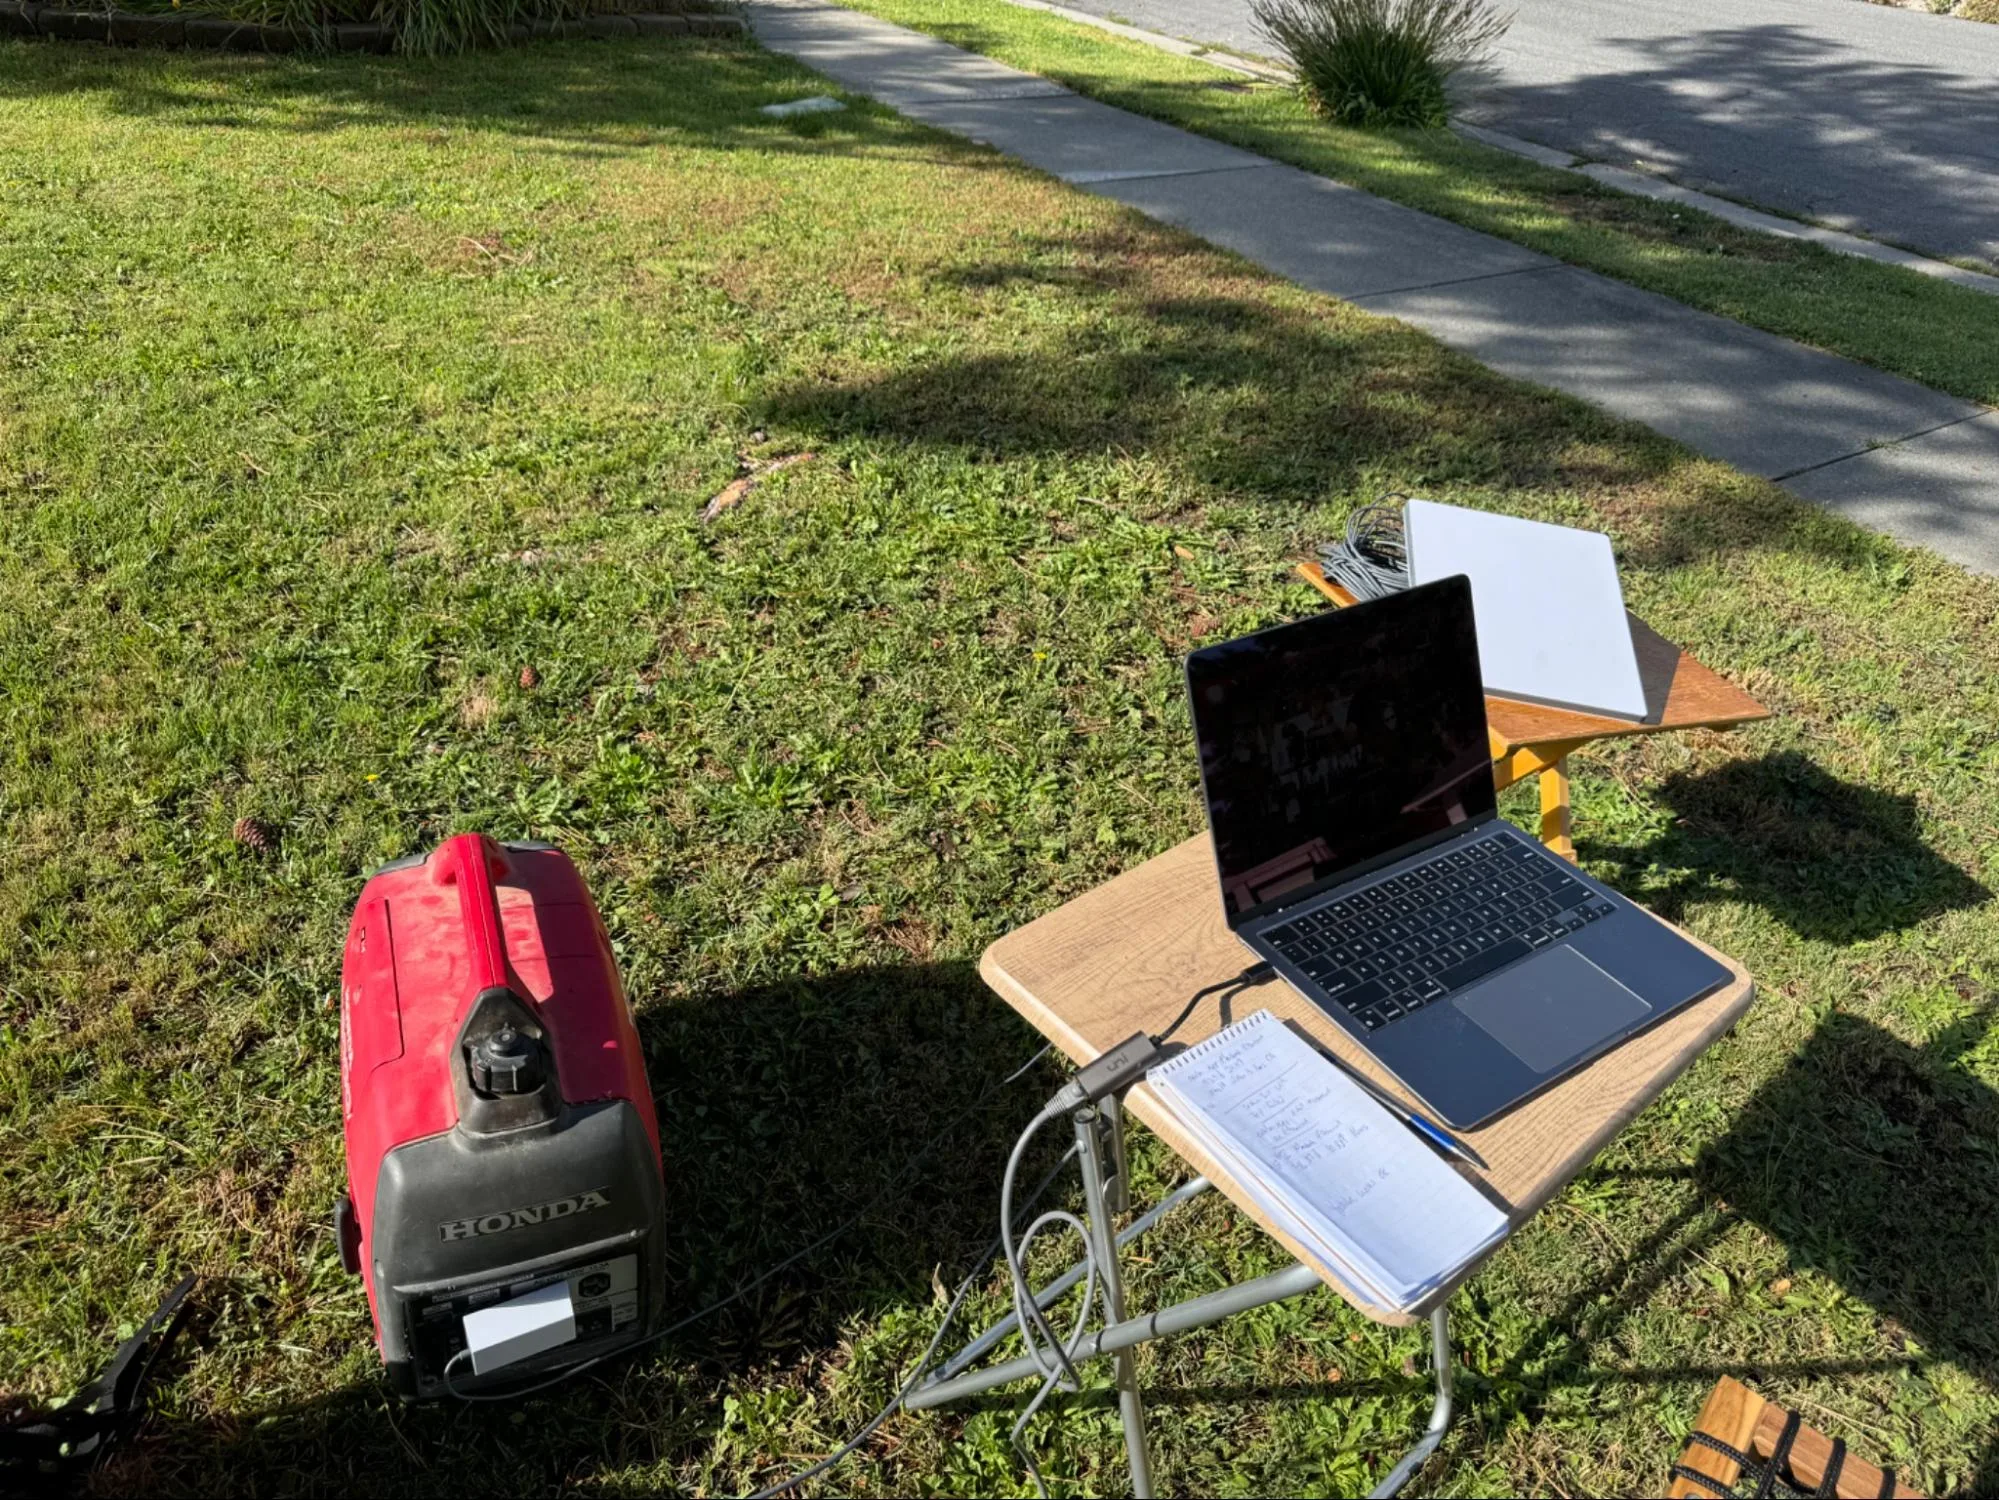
[1040,0,1999,270]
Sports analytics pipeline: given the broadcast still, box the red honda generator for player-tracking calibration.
[335,834,667,1399]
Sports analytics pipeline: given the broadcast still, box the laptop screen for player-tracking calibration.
[1186,576,1495,924]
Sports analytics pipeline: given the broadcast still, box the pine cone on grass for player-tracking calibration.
[232,816,278,854]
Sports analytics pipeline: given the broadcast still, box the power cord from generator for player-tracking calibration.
[442,1041,1057,1406]
[991,965,1287,1498]
[752,1086,1118,1500]
[757,963,1281,1498]
[746,1139,1083,1499]
[1317,498,1411,602]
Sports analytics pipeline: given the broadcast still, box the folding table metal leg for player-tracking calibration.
[905,1109,1455,1499]
[1368,1304,1455,1499]
[930,1176,1213,1386]
[912,1265,1453,1497]
[1075,1103,1153,1498]
[907,1261,1324,1409]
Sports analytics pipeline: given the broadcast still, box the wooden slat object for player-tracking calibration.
[1669,1377,1768,1498]
[982,834,1755,1325]
[1669,1376,1923,1499]
[1294,562,1769,758]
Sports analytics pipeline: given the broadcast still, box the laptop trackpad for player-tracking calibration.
[1454,946,1652,1075]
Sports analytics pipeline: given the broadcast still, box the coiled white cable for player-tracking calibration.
[998,1104,1113,1497]
[1317,498,1411,601]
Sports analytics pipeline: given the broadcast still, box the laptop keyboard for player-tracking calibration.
[1261,834,1617,1034]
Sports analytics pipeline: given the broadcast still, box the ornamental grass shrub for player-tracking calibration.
[1251,0,1510,127]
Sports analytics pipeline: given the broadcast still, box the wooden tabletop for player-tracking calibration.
[983,834,1755,1325]
[1295,563,1769,758]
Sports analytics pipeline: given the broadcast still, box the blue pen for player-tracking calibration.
[1394,1104,1490,1172]
[1311,1043,1489,1171]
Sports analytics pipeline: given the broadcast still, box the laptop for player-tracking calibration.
[1185,575,1729,1129]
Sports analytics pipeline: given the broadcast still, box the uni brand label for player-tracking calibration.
[440,1189,611,1241]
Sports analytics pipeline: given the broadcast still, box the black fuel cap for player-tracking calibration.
[469,1025,544,1095]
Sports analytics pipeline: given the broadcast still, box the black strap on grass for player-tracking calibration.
[1671,1418,1885,1500]
[0,1275,194,1496]
[1754,1410,1805,1499]
[1670,1459,1739,1497]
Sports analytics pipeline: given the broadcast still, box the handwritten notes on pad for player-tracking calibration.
[1147,1010,1507,1313]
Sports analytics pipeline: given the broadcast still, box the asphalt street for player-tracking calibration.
[1039,0,1999,269]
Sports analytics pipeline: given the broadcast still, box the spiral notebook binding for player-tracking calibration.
[1151,1011,1269,1075]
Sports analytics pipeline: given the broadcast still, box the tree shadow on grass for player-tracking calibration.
[765,237,1659,502]
[758,234,1915,579]
[1468,1010,1999,1494]
[0,33,995,172]
[639,959,1057,1363]
[2,32,1943,584]
[1696,1009,1999,1492]
[1580,750,1988,944]
[106,960,1062,1496]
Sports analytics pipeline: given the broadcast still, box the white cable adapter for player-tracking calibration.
[463,1281,577,1376]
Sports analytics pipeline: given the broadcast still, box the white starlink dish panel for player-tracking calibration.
[1404,500,1648,722]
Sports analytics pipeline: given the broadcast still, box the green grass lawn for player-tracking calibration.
[3,32,1998,1500]
[834,0,1999,408]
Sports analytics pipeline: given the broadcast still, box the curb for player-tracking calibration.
[998,0,1291,83]
[1451,120,1999,298]
[0,3,746,50]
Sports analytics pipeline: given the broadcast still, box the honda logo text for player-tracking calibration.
[440,1189,611,1242]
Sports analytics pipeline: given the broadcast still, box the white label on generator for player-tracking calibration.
[463,1279,577,1376]
[566,1254,640,1332]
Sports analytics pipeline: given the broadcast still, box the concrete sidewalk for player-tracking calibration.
[748,0,1999,575]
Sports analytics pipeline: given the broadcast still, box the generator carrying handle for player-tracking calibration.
[432,833,520,1002]
[434,834,561,1128]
